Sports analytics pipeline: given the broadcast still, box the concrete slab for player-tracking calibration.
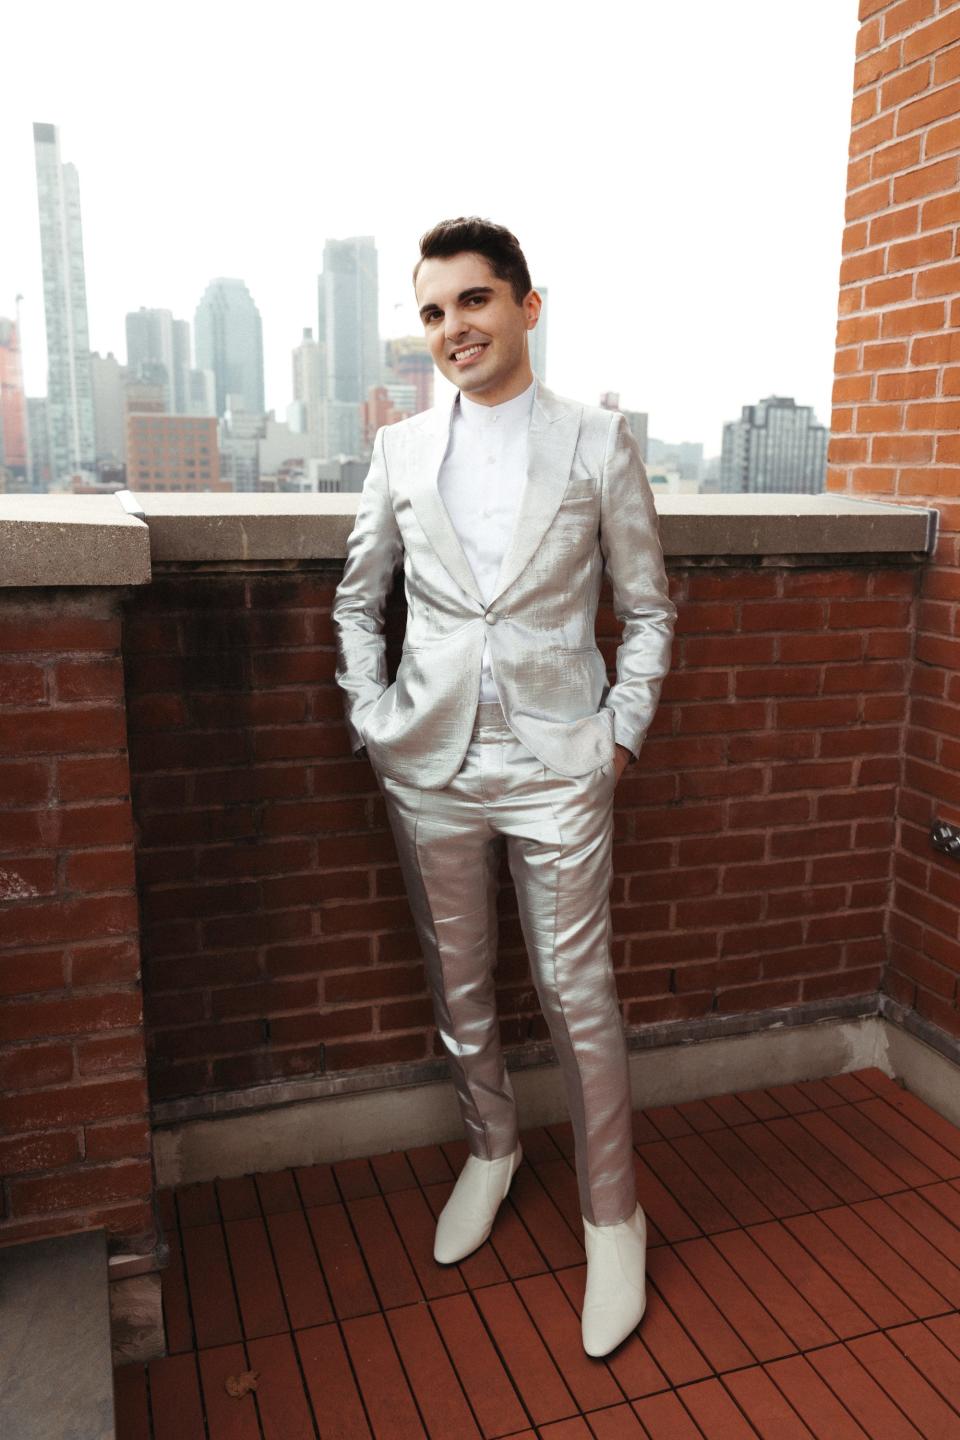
[0,495,150,587]
[0,1228,114,1440]
[124,490,934,563]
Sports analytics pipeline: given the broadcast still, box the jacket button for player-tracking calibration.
[484,611,497,625]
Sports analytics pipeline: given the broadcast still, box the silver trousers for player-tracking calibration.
[375,700,637,1226]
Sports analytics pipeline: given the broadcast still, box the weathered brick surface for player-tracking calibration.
[832,0,960,1036]
[0,590,153,1251]
[126,563,912,1101]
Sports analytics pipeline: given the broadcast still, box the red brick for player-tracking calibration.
[65,849,136,894]
[0,1130,82,1175]
[76,1034,145,1077]
[9,1160,153,1217]
[0,856,57,900]
[57,802,134,846]
[0,1076,147,1131]
[0,662,46,705]
[903,8,960,62]
[0,1043,73,1088]
[53,659,123,702]
[324,965,424,1002]
[84,1119,151,1162]
[0,948,67,998]
[0,761,51,806]
[0,707,126,756]
[0,893,138,950]
[70,940,141,986]
[269,1007,374,1045]
[0,617,119,653]
[0,989,141,1044]
[57,754,131,802]
[324,1034,427,1070]
[209,978,318,1019]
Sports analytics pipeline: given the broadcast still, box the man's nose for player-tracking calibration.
[444,309,468,340]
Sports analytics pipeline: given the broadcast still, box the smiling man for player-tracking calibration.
[332,217,676,1356]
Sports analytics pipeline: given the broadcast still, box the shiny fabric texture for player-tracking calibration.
[332,380,677,789]
[375,701,637,1228]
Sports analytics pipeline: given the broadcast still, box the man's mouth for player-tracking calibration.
[450,343,489,365]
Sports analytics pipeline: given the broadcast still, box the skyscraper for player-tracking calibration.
[194,278,265,418]
[384,336,433,414]
[292,327,326,457]
[319,237,380,405]
[721,396,827,494]
[0,318,29,483]
[126,307,192,414]
[32,122,96,481]
[530,284,548,382]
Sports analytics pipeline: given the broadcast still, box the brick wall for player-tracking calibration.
[0,591,153,1250]
[126,561,915,1104]
[830,0,960,1037]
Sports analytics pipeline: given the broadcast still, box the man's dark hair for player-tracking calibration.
[414,217,532,306]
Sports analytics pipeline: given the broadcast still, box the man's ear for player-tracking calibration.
[525,289,543,330]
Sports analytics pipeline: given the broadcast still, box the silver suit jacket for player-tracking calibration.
[332,379,676,788]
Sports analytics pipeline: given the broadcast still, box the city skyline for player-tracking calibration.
[3,2,859,456]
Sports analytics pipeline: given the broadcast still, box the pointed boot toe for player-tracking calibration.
[581,1204,647,1357]
[433,1142,523,1264]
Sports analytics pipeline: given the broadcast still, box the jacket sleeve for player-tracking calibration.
[598,412,676,759]
[331,426,404,753]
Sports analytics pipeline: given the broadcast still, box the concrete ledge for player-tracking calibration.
[0,491,934,581]
[118,490,357,563]
[660,492,934,556]
[0,1229,114,1440]
[129,489,935,564]
[0,495,151,587]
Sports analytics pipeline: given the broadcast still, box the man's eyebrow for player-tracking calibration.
[418,286,494,319]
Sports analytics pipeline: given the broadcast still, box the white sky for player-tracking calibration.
[3,1,860,456]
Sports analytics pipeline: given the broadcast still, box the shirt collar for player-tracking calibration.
[456,377,536,430]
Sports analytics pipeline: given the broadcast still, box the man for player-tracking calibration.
[332,217,675,1356]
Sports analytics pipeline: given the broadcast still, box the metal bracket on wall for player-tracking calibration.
[931,820,960,861]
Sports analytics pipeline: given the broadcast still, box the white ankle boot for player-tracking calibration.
[433,1142,523,1263]
[581,1204,647,1356]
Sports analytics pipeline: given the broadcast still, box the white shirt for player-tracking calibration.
[438,379,536,701]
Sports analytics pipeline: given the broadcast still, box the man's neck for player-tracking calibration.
[459,364,535,409]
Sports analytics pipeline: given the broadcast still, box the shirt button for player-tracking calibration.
[484,611,497,625]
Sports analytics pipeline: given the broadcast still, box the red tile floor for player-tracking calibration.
[114,1067,960,1438]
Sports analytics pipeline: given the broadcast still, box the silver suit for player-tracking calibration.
[332,380,676,1225]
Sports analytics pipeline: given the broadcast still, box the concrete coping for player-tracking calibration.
[0,490,936,586]
[0,495,151,587]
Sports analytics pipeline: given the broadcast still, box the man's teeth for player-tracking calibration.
[454,345,484,360]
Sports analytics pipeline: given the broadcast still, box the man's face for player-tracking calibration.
[415,251,540,406]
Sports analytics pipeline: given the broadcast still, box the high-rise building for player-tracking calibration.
[194,278,265,418]
[0,318,29,482]
[363,384,417,448]
[721,396,827,494]
[32,122,96,482]
[319,236,380,406]
[187,369,216,417]
[126,409,223,491]
[530,284,548,381]
[646,437,704,484]
[219,395,265,491]
[125,308,192,414]
[384,336,433,414]
[292,327,326,457]
[26,398,51,489]
[89,350,126,466]
[600,392,648,460]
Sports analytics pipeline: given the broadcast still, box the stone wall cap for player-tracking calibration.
[0,491,936,579]
[0,495,151,587]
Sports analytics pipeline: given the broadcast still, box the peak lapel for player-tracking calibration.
[490,383,582,604]
[405,396,485,607]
